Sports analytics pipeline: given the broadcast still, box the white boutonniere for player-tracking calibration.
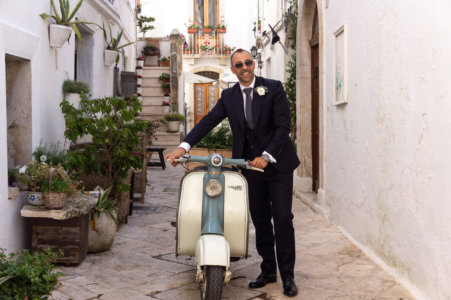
[255,86,268,96]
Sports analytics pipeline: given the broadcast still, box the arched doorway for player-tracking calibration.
[194,71,219,125]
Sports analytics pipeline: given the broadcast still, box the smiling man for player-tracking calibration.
[165,48,300,297]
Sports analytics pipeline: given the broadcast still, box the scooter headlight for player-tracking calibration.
[211,154,223,167]
[205,179,222,198]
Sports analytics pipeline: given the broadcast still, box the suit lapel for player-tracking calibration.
[252,76,265,129]
[230,83,245,130]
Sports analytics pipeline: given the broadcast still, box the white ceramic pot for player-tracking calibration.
[136,68,143,76]
[104,50,119,66]
[137,60,144,67]
[27,191,44,206]
[167,121,180,132]
[49,24,72,48]
[88,212,117,253]
[137,78,142,85]
[137,87,142,94]
[65,93,81,108]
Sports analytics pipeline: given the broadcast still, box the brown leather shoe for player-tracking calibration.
[282,276,298,297]
[248,272,277,288]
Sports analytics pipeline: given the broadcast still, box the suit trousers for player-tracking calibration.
[242,164,295,279]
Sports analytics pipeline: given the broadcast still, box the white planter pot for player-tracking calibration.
[65,93,81,108]
[137,78,142,85]
[88,212,117,253]
[137,60,144,67]
[163,106,170,113]
[27,191,43,206]
[136,68,143,76]
[104,50,119,66]
[167,120,180,132]
[49,24,72,48]
[137,87,142,94]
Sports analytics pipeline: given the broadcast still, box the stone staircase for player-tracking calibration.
[140,66,180,153]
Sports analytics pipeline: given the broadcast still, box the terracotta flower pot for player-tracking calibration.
[188,28,198,34]
[202,28,213,34]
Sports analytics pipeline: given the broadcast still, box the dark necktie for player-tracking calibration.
[244,88,254,129]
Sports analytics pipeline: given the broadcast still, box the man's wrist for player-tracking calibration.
[262,153,270,163]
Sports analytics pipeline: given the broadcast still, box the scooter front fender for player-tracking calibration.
[195,235,230,268]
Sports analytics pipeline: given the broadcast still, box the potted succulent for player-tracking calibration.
[161,82,170,94]
[187,23,199,34]
[97,23,134,66]
[202,24,214,34]
[62,79,90,108]
[163,113,185,133]
[40,0,94,48]
[88,186,118,253]
[159,56,170,67]
[158,72,170,83]
[216,24,227,33]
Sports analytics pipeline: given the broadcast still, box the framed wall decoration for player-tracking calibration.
[333,24,348,105]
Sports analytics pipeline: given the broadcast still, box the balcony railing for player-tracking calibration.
[183,32,234,57]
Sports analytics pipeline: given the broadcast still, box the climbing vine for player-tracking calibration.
[284,0,298,146]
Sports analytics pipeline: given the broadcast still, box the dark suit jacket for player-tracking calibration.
[184,76,300,174]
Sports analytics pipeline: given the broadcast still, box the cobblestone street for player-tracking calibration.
[51,163,413,299]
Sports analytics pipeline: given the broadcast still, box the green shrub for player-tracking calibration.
[164,113,185,122]
[0,248,63,299]
[62,79,90,94]
[158,73,170,81]
[195,120,233,150]
[61,94,159,194]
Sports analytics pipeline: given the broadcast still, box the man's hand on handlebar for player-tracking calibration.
[250,156,268,170]
[164,147,186,167]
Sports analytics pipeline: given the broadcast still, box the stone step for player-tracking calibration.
[153,131,181,145]
[142,78,160,86]
[139,113,165,122]
[142,96,165,106]
[143,67,170,77]
[143,86,165,96]
[142,105,168,115]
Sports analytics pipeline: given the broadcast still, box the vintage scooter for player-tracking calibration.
[173,153,262,300]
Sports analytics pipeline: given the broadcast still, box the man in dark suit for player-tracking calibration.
[165,49,300,297]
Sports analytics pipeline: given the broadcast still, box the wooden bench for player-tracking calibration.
[146,146,166,170]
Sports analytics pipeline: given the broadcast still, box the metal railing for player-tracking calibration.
[183,33,234,56]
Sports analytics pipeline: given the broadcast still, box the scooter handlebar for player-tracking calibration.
[167,155,264,172]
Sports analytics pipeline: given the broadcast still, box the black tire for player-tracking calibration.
[200,266,224,300]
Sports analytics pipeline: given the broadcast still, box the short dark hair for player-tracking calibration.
[230,48,252,65]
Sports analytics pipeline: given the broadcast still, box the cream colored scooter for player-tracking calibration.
[174,153,262,300]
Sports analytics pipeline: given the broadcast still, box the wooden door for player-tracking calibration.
[194,83,219,125]
[311,7,320,192]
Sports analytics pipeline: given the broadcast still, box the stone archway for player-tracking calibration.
[296,0,324,197]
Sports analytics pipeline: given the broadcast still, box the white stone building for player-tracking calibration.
[295,0,451,298]
[0,0,138,252]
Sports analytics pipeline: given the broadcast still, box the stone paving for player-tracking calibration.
[51,162,414,300]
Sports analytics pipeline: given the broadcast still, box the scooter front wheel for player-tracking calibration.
[200,265,224,300]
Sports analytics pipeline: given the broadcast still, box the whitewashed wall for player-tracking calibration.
[0,0,137,253]
[322,1,451,298]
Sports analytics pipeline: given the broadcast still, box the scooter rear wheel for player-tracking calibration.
[200,266,224,300]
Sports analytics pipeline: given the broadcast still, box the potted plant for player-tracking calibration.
[136,65,143,76]
[137,15,155,38]
[187,23,199,34]
[159,56,170,67]
[39,164,73,209]
[40,0,94,48]
[161,82,170,94]
[62,79,90,107]
[163,113,185,133]
[202,24,214,34]
[97,23,134,66]
[88,186,118,253]
[137,56,144,67]
[216,24,227,33]
[158,72,170,83]
[136,3,142,14]
[142,44,159,66]
[137,74,143,85]
[0,248,63,299]
[61,95,158,223]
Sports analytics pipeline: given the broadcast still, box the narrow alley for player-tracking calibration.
[51,161,413,300]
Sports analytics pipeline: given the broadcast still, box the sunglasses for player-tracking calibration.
[234,59,254,69]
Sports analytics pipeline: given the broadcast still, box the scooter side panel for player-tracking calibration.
[223,172,249,257]
[176,172,205,256]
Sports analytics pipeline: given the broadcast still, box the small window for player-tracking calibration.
[194,0,219,27]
